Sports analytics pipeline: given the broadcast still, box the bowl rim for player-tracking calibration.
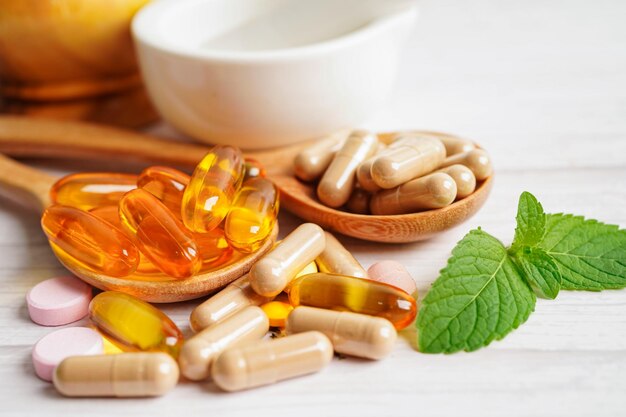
[131,0,418,63]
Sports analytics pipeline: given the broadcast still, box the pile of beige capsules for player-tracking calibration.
[42,222,417,396]
[294,130,493,214]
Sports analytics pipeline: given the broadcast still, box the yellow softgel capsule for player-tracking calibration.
[182,146,244,233]
[89,291,184,358]
[224,178,279,253]
[50,172,137,211]
[260,301,294,328]
[287,273,417,330]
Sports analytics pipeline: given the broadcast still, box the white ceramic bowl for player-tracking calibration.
[132,0,417,149]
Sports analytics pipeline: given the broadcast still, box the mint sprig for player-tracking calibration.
[417,192,626,354]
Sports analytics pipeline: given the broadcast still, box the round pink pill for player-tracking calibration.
[367,260,417,295]
[26,276,92,326]
[32,327,104,381]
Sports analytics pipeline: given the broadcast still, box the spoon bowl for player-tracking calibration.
[0,152,277,302]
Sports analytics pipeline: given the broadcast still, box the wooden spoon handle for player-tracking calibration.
[0,153,55,213]
[0,116,316,175]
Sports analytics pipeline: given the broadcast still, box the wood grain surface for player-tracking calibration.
[0,0,625,416]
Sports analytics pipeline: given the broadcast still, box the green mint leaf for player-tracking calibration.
[537,213,626,290]
[512,246,561,299]
[512,191,546,249]
[417,229,536,353]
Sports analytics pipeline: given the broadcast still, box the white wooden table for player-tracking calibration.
[1,0,625,415]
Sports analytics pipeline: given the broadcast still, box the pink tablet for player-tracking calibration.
[26,276,93,326]
[367,261,417,295]
[32,327,104,381]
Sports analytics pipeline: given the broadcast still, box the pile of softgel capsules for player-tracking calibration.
[41,146,277,279]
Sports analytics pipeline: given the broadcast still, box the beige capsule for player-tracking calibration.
[286,306,397,360]
[355,142,388,192]
[439,135,476,156]
[250,223,326,297]
[440,149,493,180]
[53,353,179,397]
[179,306,269,381]
[371,135,446,189]
[346,188,371,214]
[370,172,457,215]
[317,130,379,207]
[293,130,348,182]
[316,232,367,278]
[436,164,477,199]
[189,274,272,333]
[212,331,333,392]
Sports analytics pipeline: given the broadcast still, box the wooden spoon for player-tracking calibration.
[0,116,493,243]
[0,153,277,302]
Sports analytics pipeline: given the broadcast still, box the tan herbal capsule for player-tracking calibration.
[317,130,378,207]
[356,158,380,192]
[439,135,476,156]
[370,172,457,215]
[179,306,269,381]
[371,136,446,189]
[211,331,333,392]
[436,164,477,198]
[293,131,348,182]
[249,223,326,297]
[190,274,272,333]
[346,188,371,214]
[316,232,367,278]
[440,149,492,180]
[286,306,397,360]
[53,353,179,397]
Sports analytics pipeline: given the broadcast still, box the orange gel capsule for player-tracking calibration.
[41,205,139,278]
[182,146,244,233]
[119,189,201,279]
[194,228,234,267]
[89,291,184,358]
[243,158,267,181]
[89,206,160,275]
[137,166,190,216]
[287,273,417,330]
[50,173,137,210]
[224,178,279,253]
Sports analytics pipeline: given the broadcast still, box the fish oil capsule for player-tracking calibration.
[41,205,139,277]
[294,131,348,182]
[89,206,160,275]
[212,331,333,392]
[249,223,326,297]
[224,178,279,253]
[119,189,201,279]
[260,301,294,327]
[317,130,378,207]
[54,353,178,397]
[287,273,417,330]
[195,228,234,267]
[89,291,184,357]
[137,166,190,216]
[190,274,272,332]
[371,135,446,189]
[316,232,367,278]
[439,135,476,156]
[440,149,493,180]
[50,172,137,210]
[436,164,476,198]
[182,146,244,233]
[286,306,397,360]
[370,172,457,215]
[346,188,371,214]
[179,306,269,381]
[243,158,267,181]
